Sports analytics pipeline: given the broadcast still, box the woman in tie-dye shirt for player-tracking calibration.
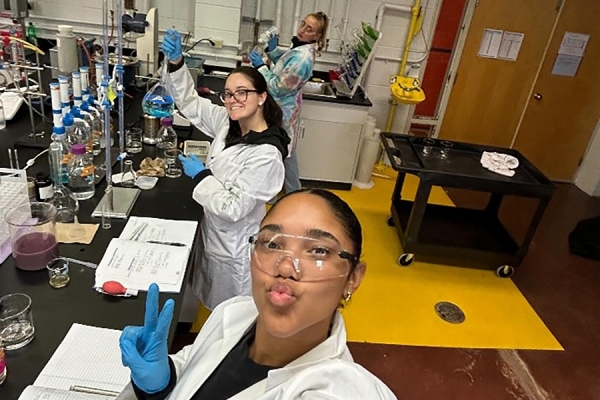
[249,12,329,194]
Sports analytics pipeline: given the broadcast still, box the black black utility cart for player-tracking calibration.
[381,133,555,277]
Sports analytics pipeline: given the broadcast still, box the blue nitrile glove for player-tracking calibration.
[178,153,205,179]
[248,50,264,68]
[119,283,174,394]
[161,28,182,61]
[267,34,278,52]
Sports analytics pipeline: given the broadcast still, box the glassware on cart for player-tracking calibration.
[439,141,453,159]
[422,138,435,156]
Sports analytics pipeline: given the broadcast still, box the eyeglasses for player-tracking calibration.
[219,89,260,103]
[249,232,358,282]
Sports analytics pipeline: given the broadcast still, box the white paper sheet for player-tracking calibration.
[20,324,130,399]
[94,217,198,293]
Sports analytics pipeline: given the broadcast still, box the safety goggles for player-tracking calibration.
[249,232,358,282]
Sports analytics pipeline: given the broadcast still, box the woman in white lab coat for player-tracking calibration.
[118,189,397,400]
[162,29,290,310]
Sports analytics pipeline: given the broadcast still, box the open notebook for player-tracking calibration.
[19,324,130,399]
[94,217,198,293]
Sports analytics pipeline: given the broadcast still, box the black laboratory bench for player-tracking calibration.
[0,92,205,399]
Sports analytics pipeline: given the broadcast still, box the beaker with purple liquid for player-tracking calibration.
[5,203,59,271]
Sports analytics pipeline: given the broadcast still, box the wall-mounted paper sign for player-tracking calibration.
[498,31,524,61]
[552,54,582,77]
[558,32,590,57]
[478,29,504,58]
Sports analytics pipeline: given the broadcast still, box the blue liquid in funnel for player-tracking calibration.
[143,95,175,118]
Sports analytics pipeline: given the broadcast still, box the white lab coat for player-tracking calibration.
[117,296,398,400]
[167,65,285,310]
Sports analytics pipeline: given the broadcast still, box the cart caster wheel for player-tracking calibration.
[398,253,414,267]
[387,215,394,226]
[496,265,514,278]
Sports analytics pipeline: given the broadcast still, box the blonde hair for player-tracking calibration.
[307,11,329,52]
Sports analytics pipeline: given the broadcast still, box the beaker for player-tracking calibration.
[5,202,59,271]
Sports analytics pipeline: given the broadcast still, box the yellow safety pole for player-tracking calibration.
[384,0,422,132]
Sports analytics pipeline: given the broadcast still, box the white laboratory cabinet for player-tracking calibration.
[296,100,369,189]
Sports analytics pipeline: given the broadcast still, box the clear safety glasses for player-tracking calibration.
[249,232,358,282]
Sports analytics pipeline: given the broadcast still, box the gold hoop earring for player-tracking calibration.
[344,291,352,302]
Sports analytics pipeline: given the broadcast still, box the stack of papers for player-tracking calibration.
[19,324,129,399]
[95,217,198,293]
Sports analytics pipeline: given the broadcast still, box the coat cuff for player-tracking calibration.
[168,58,185,73]
[193,168,213,183]
[131,357,177,400]
[257,65,269,74]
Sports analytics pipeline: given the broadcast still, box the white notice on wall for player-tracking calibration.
[558,32,590,57]
[551,54,582,77]
[478,29,504,58]
[498,31,524,61]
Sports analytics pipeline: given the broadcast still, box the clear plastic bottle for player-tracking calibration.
[68,143,95,200]
[156,117,177,159]
[0,97,5,130]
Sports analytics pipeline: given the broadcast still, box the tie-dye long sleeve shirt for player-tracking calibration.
[257,43,316,151]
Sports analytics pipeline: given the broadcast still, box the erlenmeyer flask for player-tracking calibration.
[142,63,175,118]
[121,160,136,187]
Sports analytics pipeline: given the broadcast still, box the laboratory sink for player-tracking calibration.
[302,81,336,98]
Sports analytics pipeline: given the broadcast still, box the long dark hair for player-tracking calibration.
[226,66,283,144]
[266,188,363,270]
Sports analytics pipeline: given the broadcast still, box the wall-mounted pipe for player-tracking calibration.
[328,0,336,40]
[275,0,283,31]
[293,0,302,36]
[380,0,422,132]
[340,0,351,42]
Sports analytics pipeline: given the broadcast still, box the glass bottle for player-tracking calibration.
[0,97,5,130]
[81,102,102,155]
[121,160,136,188]
[156,117,177,159]
[48,142,79,223]
[0,335,5,385]
[68,144,95,200]
[50,126,72,185]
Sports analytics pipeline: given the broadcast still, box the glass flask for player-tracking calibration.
[121,160,137,187]
[142,63,175,118]
[48,142,79,223]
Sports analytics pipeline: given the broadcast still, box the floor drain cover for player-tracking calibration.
[435,301,465,324]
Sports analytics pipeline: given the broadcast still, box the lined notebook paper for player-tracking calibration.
[18,324,130,399]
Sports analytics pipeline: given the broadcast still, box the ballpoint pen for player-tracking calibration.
[69,385,120,397]
[147,240,187,247]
